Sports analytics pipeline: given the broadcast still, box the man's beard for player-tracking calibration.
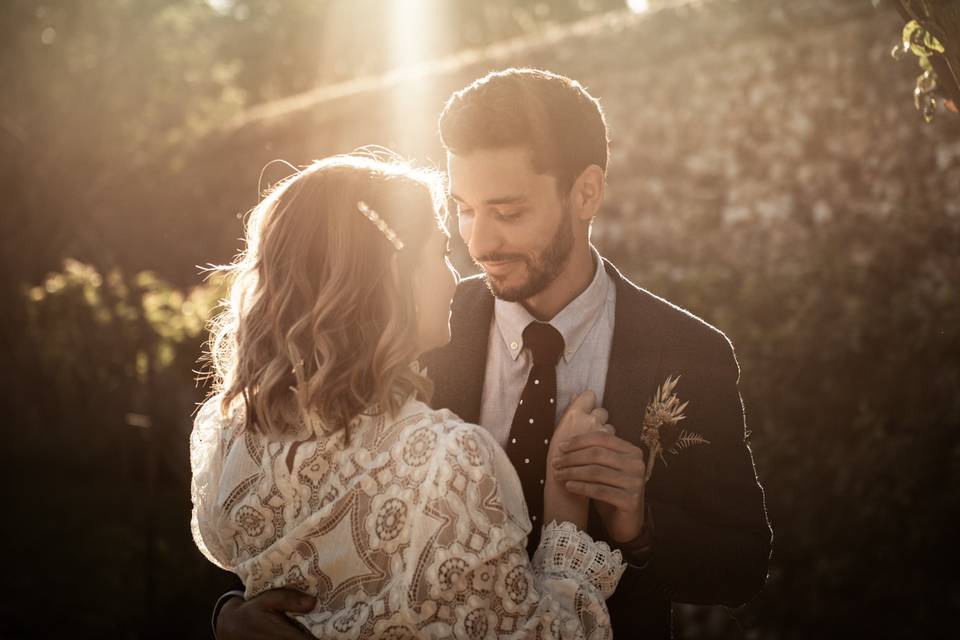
[477,204,574,302]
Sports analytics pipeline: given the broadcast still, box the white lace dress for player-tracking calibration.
[191,396,626,639]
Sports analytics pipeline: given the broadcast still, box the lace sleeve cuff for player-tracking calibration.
[531,520,627,599]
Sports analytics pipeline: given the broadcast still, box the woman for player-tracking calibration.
[190,152,625,639]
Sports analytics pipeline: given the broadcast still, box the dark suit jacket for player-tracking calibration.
[420,258,772,639]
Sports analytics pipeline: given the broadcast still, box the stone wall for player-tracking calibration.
[174,0,958,282]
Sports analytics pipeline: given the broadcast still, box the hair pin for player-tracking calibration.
[357,200,404,251]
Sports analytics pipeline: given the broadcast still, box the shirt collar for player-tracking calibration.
[493,246,611,364]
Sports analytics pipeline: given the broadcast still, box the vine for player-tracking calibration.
[891,19,949,122]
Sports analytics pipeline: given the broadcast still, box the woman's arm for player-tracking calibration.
[404,405,625,638]
[542,391,610,529]
[190,396,234,570]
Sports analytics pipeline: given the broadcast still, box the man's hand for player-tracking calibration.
[553,429,648,543]
[217,589,315,640]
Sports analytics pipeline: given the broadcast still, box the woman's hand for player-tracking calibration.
[550,391,611,457]
[542,391,612,529]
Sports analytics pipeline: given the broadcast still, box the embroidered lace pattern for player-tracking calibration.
[191,395,626,639]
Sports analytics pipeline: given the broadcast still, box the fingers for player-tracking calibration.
[249,588,316,614]
[559,409,607,440]
[555,463,644,494]
[559,430,643,456]
[589,407,609,426]
[564,481,641,512]
[566,389,597,414]
[219,591,316,640]
[554,446,646,479]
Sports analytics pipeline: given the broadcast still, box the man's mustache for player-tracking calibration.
[473,252,528,265]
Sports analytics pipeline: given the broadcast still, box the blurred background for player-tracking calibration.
[2,0,959,637]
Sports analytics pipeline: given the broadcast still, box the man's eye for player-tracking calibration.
[496,210,525,221]
[457,207,474,217]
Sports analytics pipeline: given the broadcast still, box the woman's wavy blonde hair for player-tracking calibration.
[206,151,448,439]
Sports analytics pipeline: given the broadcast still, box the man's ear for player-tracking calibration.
[570,164,605,222]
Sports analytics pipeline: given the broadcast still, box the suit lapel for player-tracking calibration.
[601,259,665,452]
[587,260,667,540]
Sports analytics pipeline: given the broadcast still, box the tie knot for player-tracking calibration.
[522,322,565,367]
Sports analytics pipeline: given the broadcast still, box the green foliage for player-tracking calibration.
[892,19,949,121]
[11,260,229,636]
[24,259,222,394]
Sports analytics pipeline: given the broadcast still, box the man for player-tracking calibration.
[214,68,772,639]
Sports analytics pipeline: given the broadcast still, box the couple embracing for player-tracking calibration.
[191,68,772,639]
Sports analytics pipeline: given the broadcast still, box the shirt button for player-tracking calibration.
[510,341,519,350]
[540,478,545,485]
[544,439,549,445]
[524,458,530,464]
[528,418,534,424]
[511,437,517,444]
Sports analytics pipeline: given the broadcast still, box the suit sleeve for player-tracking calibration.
[644,335,772,607]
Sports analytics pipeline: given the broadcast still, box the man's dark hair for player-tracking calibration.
[438,68,609,193]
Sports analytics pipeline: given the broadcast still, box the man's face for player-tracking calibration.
[447,147,574,302]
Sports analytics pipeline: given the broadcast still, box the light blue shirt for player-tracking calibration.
[479,247,617,447]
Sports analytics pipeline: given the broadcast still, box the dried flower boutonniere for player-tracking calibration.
[640,375,710,481]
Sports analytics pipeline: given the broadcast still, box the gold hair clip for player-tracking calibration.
[357,200,404,251]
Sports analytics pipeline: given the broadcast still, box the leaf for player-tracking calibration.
[667,430,711,454]
[902,20,920,49]
[923,30,945,54]
[659,375,680,401]
[903,19,945,57]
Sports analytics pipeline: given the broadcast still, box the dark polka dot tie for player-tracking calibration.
[505,321,565,556]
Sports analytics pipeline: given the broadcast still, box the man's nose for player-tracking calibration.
[468,212,500,259]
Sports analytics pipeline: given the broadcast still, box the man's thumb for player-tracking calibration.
[256,588,316,613]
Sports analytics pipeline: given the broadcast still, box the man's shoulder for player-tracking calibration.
[447,273,495,336]
[608,261,733,357]
[418,273,490,379]
[451,272,489,305]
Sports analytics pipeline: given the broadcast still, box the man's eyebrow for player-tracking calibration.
[449,192,527,206]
